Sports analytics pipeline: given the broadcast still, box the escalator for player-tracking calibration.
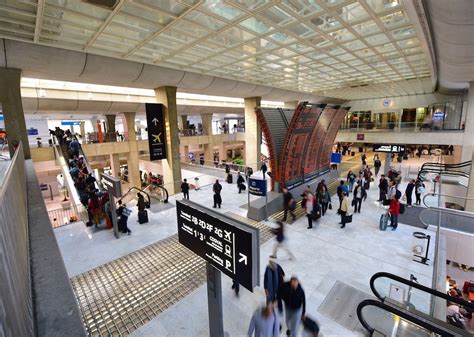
[357,272,473,336]
[418,160,471,182]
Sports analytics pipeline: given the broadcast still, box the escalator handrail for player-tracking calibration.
[145,184,169,203]
[420,160,472,170]
[118,187,151,206]
[423,193,474,208]
[71,134,103,193]
[370,272,474,310]
[357,299,464,337]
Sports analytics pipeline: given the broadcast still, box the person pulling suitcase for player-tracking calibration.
[137,193,148,224]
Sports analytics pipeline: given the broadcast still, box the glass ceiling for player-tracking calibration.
[0,0,432,99]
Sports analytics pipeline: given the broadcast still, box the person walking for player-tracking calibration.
[270,221,294,260]
[415,179,425,205]
[181,179,190,200]
[318,185,331,216]
[448,145,454,156]
[405,179,415,207]
[117,200,132,235]
[339,192,350,229]
[247,303,280,337]
[374,155,382,177]
[237,172,245,194]
[386,180,399,201]
[213,179,222,208]
[378,175,388,202]
[280,276,306,337]
[347,170,356,193]
[282,187,296,222]
[336,180,345,209]
[264,257,285,310]
[388,195,401,230]
[306,191,315,229]
[352,181,366,214]
[137,193,145,212]
[261,162,268,179]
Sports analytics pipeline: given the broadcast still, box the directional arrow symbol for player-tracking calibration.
[152,117,159,126]
[238,253,247,265]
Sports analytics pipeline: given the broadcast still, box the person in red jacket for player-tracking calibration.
[388,194,401,230]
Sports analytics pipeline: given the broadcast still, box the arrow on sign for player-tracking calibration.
[238,253,247,265]
[152,117,159,126]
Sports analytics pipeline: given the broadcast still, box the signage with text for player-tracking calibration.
[373,144,406,153]
[100,173,122,198]
[357,133,365,141]
[176,200,259,291]
[146,103,167,161]
[248,177,267,196]
[61,121,81,126]
[330,153,342,164]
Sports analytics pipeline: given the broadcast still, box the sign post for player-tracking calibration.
[145,103,167,161]
[373,144,406,175]
[100,173,122,239]
[248,177,268,219]
[176,200,259,336]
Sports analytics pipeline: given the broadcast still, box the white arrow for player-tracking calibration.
[238,253,247,265]
[151,117,159,126]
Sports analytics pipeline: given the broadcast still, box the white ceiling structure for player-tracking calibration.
[0,0,435,100]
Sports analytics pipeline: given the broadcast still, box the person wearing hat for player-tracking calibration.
[264,257,285,312]
[280,276,306,337]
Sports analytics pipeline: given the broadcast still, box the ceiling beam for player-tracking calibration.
[33,0,45,43]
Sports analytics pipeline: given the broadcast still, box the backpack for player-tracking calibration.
[399,203,405,214]
[395,189,402,199]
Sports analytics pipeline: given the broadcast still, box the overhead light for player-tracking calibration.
[87,91,94,100]
[38,88,46,97]
[126,94,131,101]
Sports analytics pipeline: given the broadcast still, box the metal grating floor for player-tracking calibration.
[71,212,273,337]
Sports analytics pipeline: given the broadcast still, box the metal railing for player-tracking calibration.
[47,207,81,228]
[339,121,464,132]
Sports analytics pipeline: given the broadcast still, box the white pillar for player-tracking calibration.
[244,97,261,170]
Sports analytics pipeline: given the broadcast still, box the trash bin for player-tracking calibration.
[412,232,430,265]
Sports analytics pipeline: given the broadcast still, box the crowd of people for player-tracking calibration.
[51,127,132,235]
[446,276,474,331]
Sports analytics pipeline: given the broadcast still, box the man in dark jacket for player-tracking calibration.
[378,175,388,202]
[336,180,345,209]
[352,181,367,213]
[213,179,222,208]
[237,172,245,194]
[181,179,190,200]
[405,179,415,207]
[264,258,285,311]
[280,277,306,337]
[261,162,268,179]
[282,187,296,222]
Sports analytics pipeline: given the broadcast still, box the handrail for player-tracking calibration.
[118,187,151,207]
[369,272,474,310]
[356,299,466,337]
[143,184,169,203]
[70,134,102,193]
[420,160,471,169]
[423,193,474,208]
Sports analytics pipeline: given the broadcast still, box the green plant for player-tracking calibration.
[233,158,244,166]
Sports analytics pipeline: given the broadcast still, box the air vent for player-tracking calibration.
[81,0,118,10]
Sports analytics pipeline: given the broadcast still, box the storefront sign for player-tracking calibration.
[176,200,259,291]
[330,153,342,163]
[100,173,122,198]
[146,103,167,161]
[357,133,364,140]
[61,121,81,126]
[248,177,267,196]
[373,144,406,153]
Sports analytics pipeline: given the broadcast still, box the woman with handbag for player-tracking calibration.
[339,192,351,229]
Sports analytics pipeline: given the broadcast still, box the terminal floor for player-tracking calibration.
[53,155,440,337]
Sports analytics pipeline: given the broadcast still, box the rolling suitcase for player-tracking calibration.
[138,210,148,224]
[379,213,389,231]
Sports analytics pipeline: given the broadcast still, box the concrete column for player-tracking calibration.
[120,112,141,189]
[79,122,86,141]
[284,101,298,109]
[155,86,182,194]
[90,117,99,133]
[0,68,30,158]
[461,81,474,163]
[109,153,121,178]
[105,114,116,142]
[244,96,261,170]
[181,115,188,130]
[218,142,227,161]
[201,113,213,135]
[203,144,213,165]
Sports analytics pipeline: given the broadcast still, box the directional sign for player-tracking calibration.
[176,200,259,291]
[373,144,406,153]
[61,121,81,126]
[145,103,167,161]
[100,173,122,198]
[248,177,267,196]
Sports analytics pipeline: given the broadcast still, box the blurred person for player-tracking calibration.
[280,276,306,337]
[247,303,280,337]
[264,257,285,311]
[270,221,294,260]
[282,187,296,222]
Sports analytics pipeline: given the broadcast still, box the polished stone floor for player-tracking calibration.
[55,154,440,336]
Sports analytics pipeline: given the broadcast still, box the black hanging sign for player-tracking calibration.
[146,103,167,160]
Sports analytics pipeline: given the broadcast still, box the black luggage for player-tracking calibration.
[379,213,389,230]
[240,183,246,191]
[226,173,233,184]
[351,151,355,156]
[138,210,148,224]
[303,316,320,335]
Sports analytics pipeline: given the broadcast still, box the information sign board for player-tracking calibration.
[330,153,342,163]
[100,173,122,198]
[145,103,167,161]
[357,133,365,141]
[373,144,406,153]
[61,121,81,126]
[248,177,267,196]
[176,200,259,291]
